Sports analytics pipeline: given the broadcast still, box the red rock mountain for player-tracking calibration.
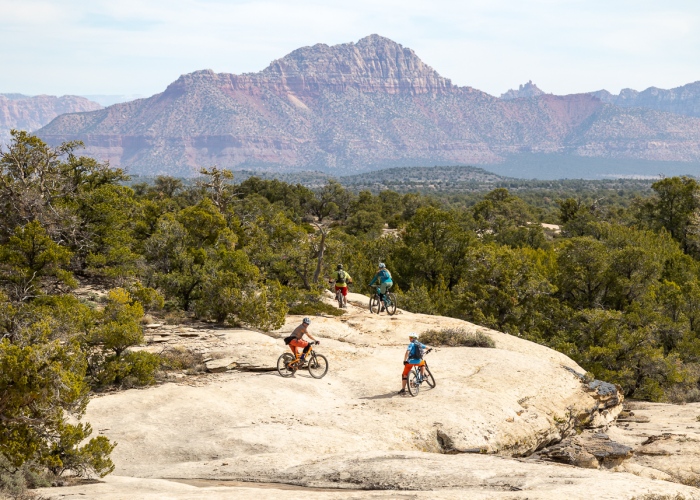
[36,35,700,176]
[1,94,101,147]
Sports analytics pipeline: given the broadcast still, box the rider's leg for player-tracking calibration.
[299,341,311,361]
[341,286,348,307]
[400,363,413,392]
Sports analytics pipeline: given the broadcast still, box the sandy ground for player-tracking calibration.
[38,293,700,499]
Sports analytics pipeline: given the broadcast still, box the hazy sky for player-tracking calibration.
[1,0,699,98]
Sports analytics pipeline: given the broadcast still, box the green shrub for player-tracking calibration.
[129,283,164,313]
[92,351,161,389]
[420,327,495,348]
[288,301,345,317]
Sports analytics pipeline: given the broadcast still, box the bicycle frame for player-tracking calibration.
[288,344,316,366]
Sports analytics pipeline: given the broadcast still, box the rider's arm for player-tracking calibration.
[305,332,317,342]
[403,349,410,362]
[369,274,378,286]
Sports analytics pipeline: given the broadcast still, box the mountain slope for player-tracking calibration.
[0,94,101,146]
[36,35,700,177]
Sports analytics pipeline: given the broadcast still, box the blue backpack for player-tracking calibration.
[410,342,425,360]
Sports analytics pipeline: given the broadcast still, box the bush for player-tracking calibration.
[0,454,53,500]
[159,346,206,374]
[92,351,161,389]
[288,300,345,317]
[420,327,495,348]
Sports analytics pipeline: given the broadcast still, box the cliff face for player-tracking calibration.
[0,94,101,146]
[35,35,700,176]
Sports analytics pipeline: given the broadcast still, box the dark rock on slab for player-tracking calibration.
[538,432,633,469]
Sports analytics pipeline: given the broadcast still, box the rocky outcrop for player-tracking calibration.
[0,94,101,146]
[500,80,546,100]
[35,36,700,176]
[537,432,633,469]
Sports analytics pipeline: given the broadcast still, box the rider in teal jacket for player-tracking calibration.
[369,263,393,303]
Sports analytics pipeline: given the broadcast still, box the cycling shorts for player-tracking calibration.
[335,285,348,296]
[289,338,308,353]
[402,359,425,377]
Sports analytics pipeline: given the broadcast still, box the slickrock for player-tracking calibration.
[38,293,700,499]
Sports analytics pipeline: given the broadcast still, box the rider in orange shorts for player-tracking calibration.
[398,333,430,395]
[289,317,319,363]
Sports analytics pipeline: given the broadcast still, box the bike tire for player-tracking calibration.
[369,294,380,314]
[277,353,296,378]
[336,291,343,308]
[407,369,420,397]
[423,364,436,388]
[385,293,397,315]
[308,353,329,379]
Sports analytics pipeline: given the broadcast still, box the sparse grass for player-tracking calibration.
[696,415,700,422]
[288,301,345,317]
[158,346,206,375]
[632,495,689,500]
[420,327,495,348]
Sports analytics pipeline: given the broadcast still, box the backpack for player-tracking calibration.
[337,270,347,283]
[410,341,425,360]
[284,335,295,345]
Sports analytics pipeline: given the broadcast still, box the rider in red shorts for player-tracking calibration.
[331,264,353,308]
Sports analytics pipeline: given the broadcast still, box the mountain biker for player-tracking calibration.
[398,333,431,395]
[288,317,319,363]
[330,264,353,308]
[369,262,393,310]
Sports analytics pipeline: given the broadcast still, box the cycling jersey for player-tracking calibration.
[369,269,392,286]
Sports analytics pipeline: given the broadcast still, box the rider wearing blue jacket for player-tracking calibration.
[369,263,393,305]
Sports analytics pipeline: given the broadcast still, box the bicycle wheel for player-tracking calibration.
[277,353,296,378]
[369,294,380,314]
[423,364,436,388]
[308,353,329,379]
[336,291,343,308]
[407,369,420,397]
[385,293,397,315]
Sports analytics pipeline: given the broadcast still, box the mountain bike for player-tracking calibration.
[329,279,350,308]
[407,349,436,397]
[369,286,397,315]
[277,342,329,379]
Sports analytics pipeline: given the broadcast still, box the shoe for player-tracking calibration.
[397,389,406,395]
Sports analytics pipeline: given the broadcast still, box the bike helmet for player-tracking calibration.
[337,264,343,270]
[378,262,386,269]
[302,317,311,325]
[409,333,418,339]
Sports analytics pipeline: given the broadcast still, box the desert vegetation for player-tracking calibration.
[3,130,700,495]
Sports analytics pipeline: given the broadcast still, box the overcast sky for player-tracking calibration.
[1,0,699,98]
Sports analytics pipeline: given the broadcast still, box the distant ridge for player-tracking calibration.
[35,35,700,178]
[589,81,700,118]
[1,94,102,146]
